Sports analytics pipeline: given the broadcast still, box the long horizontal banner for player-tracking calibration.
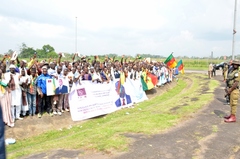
[69,78,148,121]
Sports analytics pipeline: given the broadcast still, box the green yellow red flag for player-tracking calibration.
[164,54,177,68]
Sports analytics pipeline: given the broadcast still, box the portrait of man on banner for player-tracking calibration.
[115,81,132,107]
[55,78,68,94]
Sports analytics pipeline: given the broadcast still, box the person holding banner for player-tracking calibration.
[37,64,53,118]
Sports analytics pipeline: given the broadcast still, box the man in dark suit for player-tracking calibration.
[55,78,68,94]
[115,81,132,107]
[0,106,6,159]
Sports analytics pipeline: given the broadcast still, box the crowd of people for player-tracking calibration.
[0,53,175,128]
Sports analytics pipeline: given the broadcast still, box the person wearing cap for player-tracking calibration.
[5,64,23,121]
[37,64,53,118]
[224,60,240,122]
[48,62,56,76]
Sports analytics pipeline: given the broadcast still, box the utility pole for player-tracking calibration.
[232,0,238,60]
[75,17,78,53]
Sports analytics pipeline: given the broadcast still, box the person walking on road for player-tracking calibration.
[224,60,240,122]
[208,63,213,79]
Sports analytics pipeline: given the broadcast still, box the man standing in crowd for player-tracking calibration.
[27,68,38,116]
[6,64,23,121]
[37,64,52,118]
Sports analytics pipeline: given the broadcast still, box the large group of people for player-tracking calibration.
[0,53,175,128]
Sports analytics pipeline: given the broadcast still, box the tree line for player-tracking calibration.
[1,42,238,61]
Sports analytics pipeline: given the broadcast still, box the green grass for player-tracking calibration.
[7,74,220,159]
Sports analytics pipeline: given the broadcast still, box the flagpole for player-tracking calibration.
[232,0,237,60]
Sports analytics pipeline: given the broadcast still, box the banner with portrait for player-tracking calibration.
[69,81,117,121]
[46,78,69,96]
[68,78,149,121]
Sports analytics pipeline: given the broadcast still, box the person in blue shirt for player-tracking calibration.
[37,64,52,118]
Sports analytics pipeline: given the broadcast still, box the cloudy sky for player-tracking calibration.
[0,0,239,57]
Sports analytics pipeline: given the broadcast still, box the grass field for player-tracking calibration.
[7,73,220,159]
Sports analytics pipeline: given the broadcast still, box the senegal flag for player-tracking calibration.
[176,59,184,74]
[164,54,177,68]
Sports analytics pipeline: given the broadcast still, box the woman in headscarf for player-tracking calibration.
[0,63,14,127]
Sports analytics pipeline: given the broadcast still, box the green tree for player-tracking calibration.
[37,44,57,59]
[19,43,36,58]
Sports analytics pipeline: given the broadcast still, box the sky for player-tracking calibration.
[0,0,240,58]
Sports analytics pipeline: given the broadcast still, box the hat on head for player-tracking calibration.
[9,64,16,69]
[42,65,48,70]
[41,63,49,69]
[232,60,240,65]
[22,60,27,63]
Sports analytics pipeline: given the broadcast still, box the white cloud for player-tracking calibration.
[0,0,239,57]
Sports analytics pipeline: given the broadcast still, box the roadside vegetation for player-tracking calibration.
[7,73,220,159]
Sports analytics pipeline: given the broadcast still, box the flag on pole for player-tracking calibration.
[164,53,177,68]
[176,59,184,74]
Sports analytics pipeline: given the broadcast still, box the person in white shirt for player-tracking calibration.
[19,68,30,117]
[5,64,23,121]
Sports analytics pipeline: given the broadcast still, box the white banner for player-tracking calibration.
[69,81,117,121]
[69,79,148,121]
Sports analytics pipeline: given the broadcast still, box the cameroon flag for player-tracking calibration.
[164,54,177,68]
[176,59,184,74]
[141,71,154,91]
